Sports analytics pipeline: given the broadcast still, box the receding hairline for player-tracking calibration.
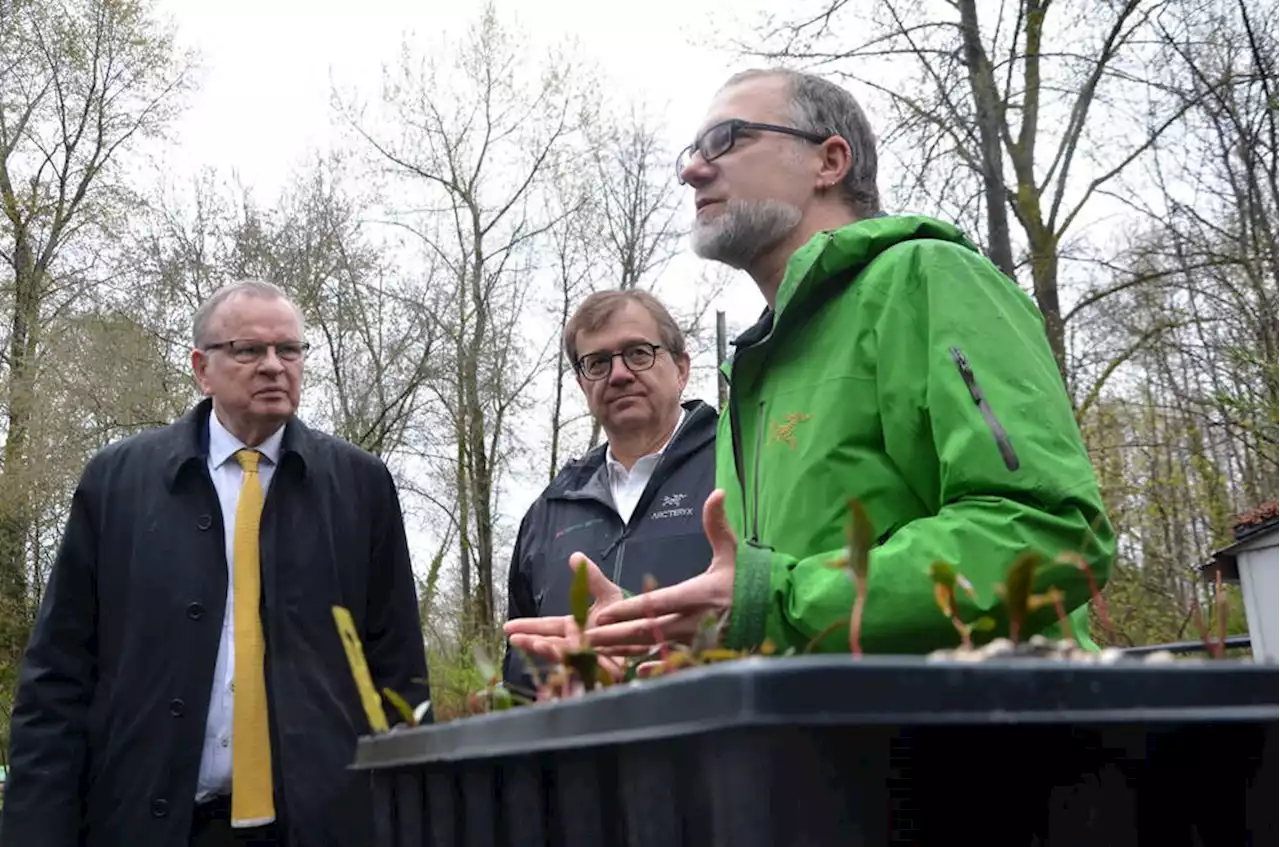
[718,67,799,98]
[191,280,305,349]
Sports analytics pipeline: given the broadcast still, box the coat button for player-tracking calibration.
[196,514,212,531]
[151,797,169,817]
[169,698,185,717]
[186,602,205,620]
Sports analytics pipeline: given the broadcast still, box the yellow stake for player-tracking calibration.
[332,605,390,733]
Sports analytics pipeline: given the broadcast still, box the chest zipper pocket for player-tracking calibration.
[949,347,1020,472]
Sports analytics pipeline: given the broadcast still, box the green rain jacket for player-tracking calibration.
[721,214,1115,654]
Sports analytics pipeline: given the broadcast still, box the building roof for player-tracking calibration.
[1197,499,1279,582]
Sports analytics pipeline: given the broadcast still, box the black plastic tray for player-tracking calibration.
[354,655,1278,846]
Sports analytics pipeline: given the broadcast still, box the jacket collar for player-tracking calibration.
[162,397,313,490]
[549,398,717,500]
[725,215,980,366]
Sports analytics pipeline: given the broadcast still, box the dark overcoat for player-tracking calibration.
[1,399,431,846]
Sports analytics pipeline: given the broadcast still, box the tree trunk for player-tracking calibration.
[0,243,37,666]
[958,0,1016,279]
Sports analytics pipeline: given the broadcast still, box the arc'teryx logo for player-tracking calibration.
[770,412,812,450]
[652,492,694,520]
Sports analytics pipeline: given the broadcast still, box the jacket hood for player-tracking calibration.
[775,214,980,319]
[724,215,982,365]
[547,398,718,499]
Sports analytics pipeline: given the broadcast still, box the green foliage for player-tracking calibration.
[995,551,1042,644]
[426,639,498,722]
[382,687,417,726]
[569,555,591,631]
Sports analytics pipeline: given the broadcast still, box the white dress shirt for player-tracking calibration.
[195,411,285,802]
[605,409,688,524]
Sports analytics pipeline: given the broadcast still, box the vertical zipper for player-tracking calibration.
[728,376,750,537]
[949,346,1020,472]
[751,400,765,543]
[611,539,627,585]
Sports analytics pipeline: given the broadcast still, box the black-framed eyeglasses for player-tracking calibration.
[676,119,830,184]
[203,339,311,364]
[575,343,664,381]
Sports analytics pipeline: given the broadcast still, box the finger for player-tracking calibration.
[583,613,685,647]
[503,615,572,637]
[635,660,665,678]
[593,578,706,625]
[509,634,573,662]
[571,552,624,604]
[597,654,631,681]
[702,489,737,568]
[592,643,657,658]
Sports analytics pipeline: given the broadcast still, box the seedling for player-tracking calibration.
[1189,569,1229,659]
[1056,550,1114,640]
[928,562,994,648]
[562,555,602,691]
[828,498,874,656]
[1032,587,1070,634]
[641,573,671,668]
[465,644,516,714]
[994,552,1041,645]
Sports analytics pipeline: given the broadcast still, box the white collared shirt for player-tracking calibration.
[195,411,285,803]
[605,409,688,525]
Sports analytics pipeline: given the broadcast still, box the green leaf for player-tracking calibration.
[691,610,727,655]
[491,685,515,711]
[970,616,997,633]
[472,644,497,683]
[845,498,874,581]
[929,561,957,589]
[569,554,591,630]
[699,648,747,662]
[565,649,598,691]
[382,687,417,727]
[1001,551,1042,637]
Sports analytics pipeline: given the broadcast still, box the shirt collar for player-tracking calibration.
[208,408,285,469]
[605,407,688,475]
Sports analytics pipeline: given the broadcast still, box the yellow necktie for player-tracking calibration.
[232,449,275,826]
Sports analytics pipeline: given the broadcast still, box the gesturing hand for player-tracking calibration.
[503,552,637,668]
[586,489,738,648]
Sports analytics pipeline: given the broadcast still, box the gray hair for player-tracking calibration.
[722,68,882,218]
[192,279,303,348]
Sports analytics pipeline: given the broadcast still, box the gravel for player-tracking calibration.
[926,635,1179,664]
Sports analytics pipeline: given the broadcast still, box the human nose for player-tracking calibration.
[679,150,715,188]
[257,347,286,374]
[606,354,635,384]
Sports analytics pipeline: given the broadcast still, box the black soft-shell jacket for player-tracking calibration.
[501,399,718,689]
[0,399,431,847]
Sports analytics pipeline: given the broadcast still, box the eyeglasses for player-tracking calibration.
[676,119,830,184]
[575,343,664,381]
[203,339,311,364]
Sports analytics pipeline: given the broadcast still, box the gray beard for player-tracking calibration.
[690,199,803,270]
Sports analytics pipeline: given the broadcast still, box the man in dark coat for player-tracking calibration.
[500,290,718,692]
[1,280,431,847]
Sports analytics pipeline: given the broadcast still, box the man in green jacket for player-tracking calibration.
[507,68,1114,659]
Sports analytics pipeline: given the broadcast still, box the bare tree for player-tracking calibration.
[1068,0,1276,645]
[743,0,1212,400]
[339,3,589,636]
[0,0,192,681]
[544,152,595,481]
[225,154,444,458]
[583,106,691,450]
